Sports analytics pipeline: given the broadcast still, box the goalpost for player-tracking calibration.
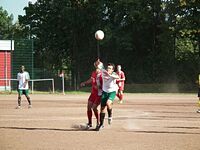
[31,79,55,94]
[0,40,56,94]
[0,78,55,93]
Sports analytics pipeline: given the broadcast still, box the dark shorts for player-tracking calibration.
[198,87,200,97]
[18,89,29,95]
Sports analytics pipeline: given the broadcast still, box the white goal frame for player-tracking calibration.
[0,78,55,94]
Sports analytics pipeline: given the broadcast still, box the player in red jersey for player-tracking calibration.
[80,61,103,129]
[116,65,125,104]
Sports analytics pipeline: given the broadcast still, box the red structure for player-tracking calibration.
[0,40,14,91]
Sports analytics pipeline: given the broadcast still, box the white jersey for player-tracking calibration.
[102,69,118,93]
[17,71,30,90]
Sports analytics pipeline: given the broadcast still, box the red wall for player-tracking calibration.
[0,51,11,86]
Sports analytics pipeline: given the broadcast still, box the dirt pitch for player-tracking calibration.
[0,93,200,150]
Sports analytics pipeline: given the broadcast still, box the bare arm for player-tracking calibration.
[23,78,30,88]
[80,78,92,87]
[23,72,30,88]
[117,77,125,81]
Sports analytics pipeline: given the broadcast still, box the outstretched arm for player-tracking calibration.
[80,78,92,87]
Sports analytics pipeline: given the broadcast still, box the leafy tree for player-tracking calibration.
[0,7,14,39]
[164,0,200,83]
[17,0,200,89]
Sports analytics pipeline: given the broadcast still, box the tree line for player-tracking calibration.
[0,0,199,90]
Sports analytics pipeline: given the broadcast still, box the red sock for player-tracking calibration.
[87,110,92,124]
[116,93,120,99]
[120,94,123,100]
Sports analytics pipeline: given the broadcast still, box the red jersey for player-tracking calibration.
[90,71,102,95]
[116,71,125,90]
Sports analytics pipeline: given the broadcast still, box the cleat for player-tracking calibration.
[28,105,32,109]
[86,123,92,128]
[16,106,21,109]
[197,109,200,113]
[108,117,112,125]
[95,124,100,130]
[96,124,104,131]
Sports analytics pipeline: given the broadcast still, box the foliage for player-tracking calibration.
[2,0,199,89]
[0,7,14,39]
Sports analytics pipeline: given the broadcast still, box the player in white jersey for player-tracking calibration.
[16,66,32,109]
[96,61,119,131]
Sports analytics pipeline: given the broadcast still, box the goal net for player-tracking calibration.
[0,78,54,93]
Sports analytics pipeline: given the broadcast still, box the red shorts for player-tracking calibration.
[88,93,101,105]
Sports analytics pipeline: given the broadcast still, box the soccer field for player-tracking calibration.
[0,93,200,150]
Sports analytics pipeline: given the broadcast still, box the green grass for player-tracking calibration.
[125,83,197,93]
[0,83,197,95]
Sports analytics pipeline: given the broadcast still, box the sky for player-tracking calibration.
[0,0,37,22]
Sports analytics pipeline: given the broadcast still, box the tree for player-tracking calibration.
[18,0,200,88]
[18,0,104,89]
[0,7,14,39]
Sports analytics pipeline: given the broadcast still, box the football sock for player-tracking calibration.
[107,108,112,118]
[18,97,21,106]
[120,94,123,100]
[94,110,99,124]
[27,97,31,105]
[87,110,92,125]
[100,113,105,126]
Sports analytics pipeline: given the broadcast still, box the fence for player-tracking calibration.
[0,39,72,93]
[1,39,53,92]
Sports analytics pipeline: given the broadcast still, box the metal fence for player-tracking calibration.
[0,39,69,93]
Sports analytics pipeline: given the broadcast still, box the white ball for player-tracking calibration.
[95,30,104,40]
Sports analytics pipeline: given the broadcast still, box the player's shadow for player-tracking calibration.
[0,126,96,132]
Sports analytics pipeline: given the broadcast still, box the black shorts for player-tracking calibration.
[198,88,200,97]
[18,89,29,95]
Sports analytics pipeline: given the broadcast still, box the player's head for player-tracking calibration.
[117,65,121,71]
[107,63,115,74]
[94,59,103,69]
[94,60,99,68]
[20,65,25,72]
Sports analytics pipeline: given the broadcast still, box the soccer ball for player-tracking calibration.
[95,30,104,40]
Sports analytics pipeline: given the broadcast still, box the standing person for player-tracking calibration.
[116,65,126,104]
[16,66,32,109]
[80,61,102,129]
[96,61,119,131]
[197,74,200,113]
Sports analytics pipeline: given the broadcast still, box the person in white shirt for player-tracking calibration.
[16,66,32,109]
[96,61,119,131]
